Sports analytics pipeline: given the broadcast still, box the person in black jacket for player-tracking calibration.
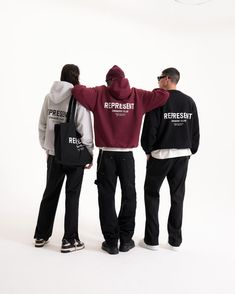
[140,67,200,250]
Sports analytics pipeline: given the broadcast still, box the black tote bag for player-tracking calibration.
[54,96,92,167]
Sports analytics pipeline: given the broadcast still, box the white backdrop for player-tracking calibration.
[0,0,235,294]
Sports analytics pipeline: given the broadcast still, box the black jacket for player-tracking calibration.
[141,90,200,155]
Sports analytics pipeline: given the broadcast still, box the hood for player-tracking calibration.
[108,78,132,100]
[106,65,125,82]
[49,81,73,104]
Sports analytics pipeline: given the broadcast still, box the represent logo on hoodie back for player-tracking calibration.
[103,101,135,117]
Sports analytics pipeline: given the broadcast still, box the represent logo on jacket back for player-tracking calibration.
[164,112,192,127]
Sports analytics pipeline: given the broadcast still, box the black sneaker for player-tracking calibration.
[101,241,119,255]
[35,239,49,248]
[61,239,85,253]
[119,239,135,252]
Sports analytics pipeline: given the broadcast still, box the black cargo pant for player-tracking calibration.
[144,156,189,247]
[96,150,136,247]
[34,155,84,243]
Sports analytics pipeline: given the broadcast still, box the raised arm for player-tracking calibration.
[72,85,99,112]
[140,88,169,113]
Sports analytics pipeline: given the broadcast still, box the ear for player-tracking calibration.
[165,76,170,84]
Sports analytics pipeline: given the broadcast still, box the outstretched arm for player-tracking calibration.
[141,88,169,113]
[72,85,99,112]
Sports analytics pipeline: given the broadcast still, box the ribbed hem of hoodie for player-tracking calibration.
[100,147,134,152]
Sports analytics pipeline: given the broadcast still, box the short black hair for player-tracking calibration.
[60,64,80,85]
[162,67,180,84]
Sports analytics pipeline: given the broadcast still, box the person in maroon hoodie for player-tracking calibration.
[72,65,169,254]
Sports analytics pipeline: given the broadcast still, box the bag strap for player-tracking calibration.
[66,96,82,138]
[66,96,76,123]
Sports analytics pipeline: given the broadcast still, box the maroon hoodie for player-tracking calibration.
[72,67,169,148]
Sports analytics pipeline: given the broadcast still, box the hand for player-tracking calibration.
[84,163,93,169]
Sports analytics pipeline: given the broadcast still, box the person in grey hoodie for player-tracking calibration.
[34,64,93,253]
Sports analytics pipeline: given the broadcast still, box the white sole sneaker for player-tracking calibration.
[61,241,85,253]
[167,243,180,251]
[61,246,85,253]
[139,240,159,251]
[35,239,49,248]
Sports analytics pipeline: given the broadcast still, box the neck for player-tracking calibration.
[166,85,177,90]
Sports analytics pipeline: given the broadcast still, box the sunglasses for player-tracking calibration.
[157,75,167,81]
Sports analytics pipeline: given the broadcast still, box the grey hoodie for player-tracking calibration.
[39,81,93,156]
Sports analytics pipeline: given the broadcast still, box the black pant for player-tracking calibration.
[144,156,189,247]
[96,151,136,246]
[34,155,84,242]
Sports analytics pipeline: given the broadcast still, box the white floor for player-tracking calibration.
[1,197,234,294]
